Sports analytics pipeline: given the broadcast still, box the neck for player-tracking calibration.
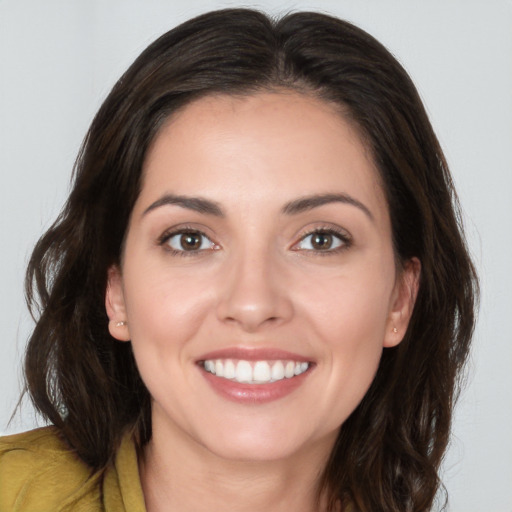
[139,419,337,512]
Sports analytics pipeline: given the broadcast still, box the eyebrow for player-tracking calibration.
[142,192,373,221]
[142,194,224,217]
[282,193,374,221]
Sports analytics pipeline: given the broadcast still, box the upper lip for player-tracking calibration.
[197,347,313,363]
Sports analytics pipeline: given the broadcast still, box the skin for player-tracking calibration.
[106,91,420,512]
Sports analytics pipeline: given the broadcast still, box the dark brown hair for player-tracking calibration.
[24,8,477,511]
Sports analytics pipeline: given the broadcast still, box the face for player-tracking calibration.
[107,92,419,463]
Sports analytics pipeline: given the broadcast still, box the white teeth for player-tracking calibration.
[202,359,310,384]
[253,361,271,382]
[224,359,236,379]
[236,360,253,383]
[271,360,285,381]
[293,362,309,375]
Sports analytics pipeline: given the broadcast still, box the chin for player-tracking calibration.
[194,417,338,464]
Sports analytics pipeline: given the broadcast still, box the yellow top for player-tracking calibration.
[0,427,146,512]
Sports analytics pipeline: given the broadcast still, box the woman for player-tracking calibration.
[0,8,477,512]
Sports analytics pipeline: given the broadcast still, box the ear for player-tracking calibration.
[105,265,131,342]
[383,257,421,348]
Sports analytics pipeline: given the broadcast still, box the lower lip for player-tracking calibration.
[199,365,313,404]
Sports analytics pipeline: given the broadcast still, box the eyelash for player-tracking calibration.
[157,226,352,257]
[158,227,217,257]
[292,227,352,255]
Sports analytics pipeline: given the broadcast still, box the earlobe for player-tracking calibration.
[105,265,131,342]
[383,257,421,348]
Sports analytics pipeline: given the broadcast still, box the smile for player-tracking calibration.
[202,359,310,384]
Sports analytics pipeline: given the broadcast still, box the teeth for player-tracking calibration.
[215,360,224,377]
[271,361,285,381]
[202,359,310,384]
[253,361,271,382]
[294,362,309,375]
[285,361,295,378]
[236,360,252,383]
[224,359,236,379]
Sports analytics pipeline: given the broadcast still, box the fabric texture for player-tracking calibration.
[0,427,146,512]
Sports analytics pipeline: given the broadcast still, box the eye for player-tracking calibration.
[161,229,217,253]
[293,229,350,252]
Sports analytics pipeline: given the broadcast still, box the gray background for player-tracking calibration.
[1,1,511,510]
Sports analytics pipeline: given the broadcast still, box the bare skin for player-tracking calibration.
[106,91,419,511]
[140,419,334,512]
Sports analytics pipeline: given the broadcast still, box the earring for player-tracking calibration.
[392,327,398,333]
[116,321,127,327]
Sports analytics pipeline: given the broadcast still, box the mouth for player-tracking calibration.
[196,348,314,403]
[200,359,311,384]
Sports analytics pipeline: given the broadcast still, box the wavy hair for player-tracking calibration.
[23,9,478,511]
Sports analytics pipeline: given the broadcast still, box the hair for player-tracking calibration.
[23,8,478,512]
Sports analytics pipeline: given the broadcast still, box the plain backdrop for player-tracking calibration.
[1,1,511,510]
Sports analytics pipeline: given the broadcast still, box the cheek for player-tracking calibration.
[310,281,389,380]
[295,262,394,419]
[300,261,394,345]
[122,263,215,354]
[121,266,218,413]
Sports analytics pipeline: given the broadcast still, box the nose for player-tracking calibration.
[216,246,294,332]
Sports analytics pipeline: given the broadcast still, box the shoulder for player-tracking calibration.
[0,427,103,511]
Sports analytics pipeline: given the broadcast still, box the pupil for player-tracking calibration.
[312,233,332,250]
[181,233,201,250]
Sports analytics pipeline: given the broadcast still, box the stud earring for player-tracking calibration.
[116,321,127,327]
[392,327,398,333]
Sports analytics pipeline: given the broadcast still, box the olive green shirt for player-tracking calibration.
[0,427,146,511]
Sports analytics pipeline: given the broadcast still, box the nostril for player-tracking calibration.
[215,265,295,330]
[221,311,286,333]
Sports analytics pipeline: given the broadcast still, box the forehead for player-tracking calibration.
[138,91,387,219]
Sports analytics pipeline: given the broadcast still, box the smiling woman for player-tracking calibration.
[107,92,416,472]
[0,8,477,512]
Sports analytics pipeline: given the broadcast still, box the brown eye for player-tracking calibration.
[165,230,215,252]
[180,233,202,250]
[294,230,348,252]
[310,233,333,250]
